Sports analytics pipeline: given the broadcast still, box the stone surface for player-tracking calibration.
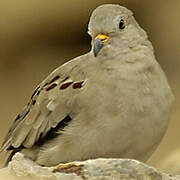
[0,153,179,180]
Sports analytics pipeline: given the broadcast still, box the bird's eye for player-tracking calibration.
[119,19,125,30]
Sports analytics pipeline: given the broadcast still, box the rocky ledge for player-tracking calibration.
[0,153,179,180]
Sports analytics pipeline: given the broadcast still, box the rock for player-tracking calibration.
[0,153,179,180]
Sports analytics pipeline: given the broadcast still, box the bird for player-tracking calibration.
[1,4,174,167]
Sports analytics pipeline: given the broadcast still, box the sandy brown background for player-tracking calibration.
[0,0,179,174]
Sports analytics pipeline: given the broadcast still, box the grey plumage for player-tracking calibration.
[1,4,174,167]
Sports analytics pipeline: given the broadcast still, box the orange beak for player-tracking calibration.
[93,33,110,57]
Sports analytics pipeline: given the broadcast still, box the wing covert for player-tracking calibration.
[1,56,87,152]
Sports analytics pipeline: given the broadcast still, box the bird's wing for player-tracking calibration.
[1,56,87,152]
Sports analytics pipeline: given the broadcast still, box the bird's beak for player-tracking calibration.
[93,33,110,57]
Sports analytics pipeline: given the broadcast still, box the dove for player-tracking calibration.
[1,4,174,167]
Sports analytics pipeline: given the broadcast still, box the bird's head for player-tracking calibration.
[88,4,150,58]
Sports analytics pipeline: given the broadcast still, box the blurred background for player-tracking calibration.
[0,0,179,174]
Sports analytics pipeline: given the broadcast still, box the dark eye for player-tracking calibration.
[119,19,125,30]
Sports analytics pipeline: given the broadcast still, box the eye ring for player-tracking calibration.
[119,19,125,30]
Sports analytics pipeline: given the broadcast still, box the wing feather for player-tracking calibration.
[0,55,86,154]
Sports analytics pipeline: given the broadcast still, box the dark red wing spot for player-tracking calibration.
[46,83,57,91]
[72,81,84,89]
[60,82,72,90]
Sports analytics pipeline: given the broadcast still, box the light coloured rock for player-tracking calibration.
[0,153,179,180]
